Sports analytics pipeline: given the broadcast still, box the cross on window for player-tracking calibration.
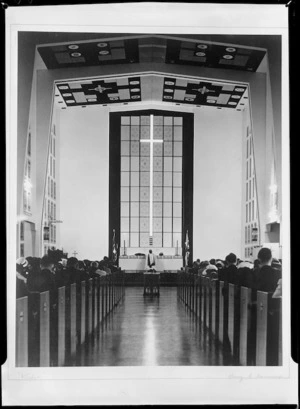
[140,115,163,238]
[73,251,78,257]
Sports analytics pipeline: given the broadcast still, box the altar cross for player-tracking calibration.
[140,115,163,238]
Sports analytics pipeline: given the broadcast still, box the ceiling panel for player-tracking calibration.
[165,39,266,72]
[38,38,139,69]
[56,77,142,106]
[162,77,247,109]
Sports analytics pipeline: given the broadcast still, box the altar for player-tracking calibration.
[119,255,183,272]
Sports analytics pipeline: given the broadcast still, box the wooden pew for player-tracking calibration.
[218,281,225,343]
[70,283,77,356]
[57,287,66,366]
[16,296,28,367]
[39,291,50,366]
[239,286,252,366]
[80,281,86,344]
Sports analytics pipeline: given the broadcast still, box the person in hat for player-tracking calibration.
[16,257,29,298]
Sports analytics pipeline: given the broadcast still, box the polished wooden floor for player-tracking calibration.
[76,287,225,366]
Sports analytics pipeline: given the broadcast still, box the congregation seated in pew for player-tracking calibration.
[16,252,121,298]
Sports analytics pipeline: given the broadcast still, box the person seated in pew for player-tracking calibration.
[221,253,238,284]
[197,260,209,276]
[254,247,281,294]
[26,255,57,293]
[236,259,254,287]
[94,260,109,276]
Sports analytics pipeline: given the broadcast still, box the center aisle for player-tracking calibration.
[79,287,224,366]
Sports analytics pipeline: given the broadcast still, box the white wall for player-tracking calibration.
[193,107,243,261]
[59,106,109,260]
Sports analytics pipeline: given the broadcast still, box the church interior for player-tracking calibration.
[15,32,283,367]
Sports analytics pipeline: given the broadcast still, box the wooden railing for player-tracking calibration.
[16,271,125,367]
[177,272,282,366]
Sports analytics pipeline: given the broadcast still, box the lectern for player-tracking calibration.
[143,272,160,296]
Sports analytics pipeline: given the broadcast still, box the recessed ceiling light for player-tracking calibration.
[164,96,173,99]
[63,93,72,97]
[129,80,139,85]
[87,98,97,102]
[195,51,206,57]
[231,95,241,99]
[165,81,175,86]
[71,52,82,57]
[185,98,195,101]
[223,54,234,60]
[226,47,236,52]
[68,45,79,50]
[99,50,109,55]
[58,85,69,89]
[131,88,140,92]
[207,100,216,104]
[109,97,119,100]
[197,44,208,49]
[131,95,140,99]
[97,42,108,47]
[165,89,174,93]
[235,87,245,92]
[228,102,237,105]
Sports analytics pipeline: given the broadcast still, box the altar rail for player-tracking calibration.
[177,273,282,366]
[16,272,125,367]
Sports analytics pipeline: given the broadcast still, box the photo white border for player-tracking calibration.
[3,3,297,405]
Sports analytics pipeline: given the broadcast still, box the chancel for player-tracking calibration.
[14,32,283,367]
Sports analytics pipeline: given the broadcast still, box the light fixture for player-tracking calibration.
[129,80,139,85]
[223,54,234,60]
[63,93,72,97]
[87,98,97,102]
[197,44,208,49]
[228,101,237,105]
[110,97,119,100]
[23,178,32,191]
[165,81,175,86]
[207,100,216,104]
[235,87,245,92]
[231,95,241,99]
[195,51,206,57]
[131,95,140,99]
[131,88,140,92]
[99,50,109,55]
[97,42,108,48]
[164,96,173,99]
[226,47,236,52]
[58,85,69,90]
[269,184,277,194]
[165,89,173,93]
[71,52,82,57]
[66,100,75,104]
[185,98,194,101]
[68,44,79,50]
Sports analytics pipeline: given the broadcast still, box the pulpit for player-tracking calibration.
[143,272,160,296]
